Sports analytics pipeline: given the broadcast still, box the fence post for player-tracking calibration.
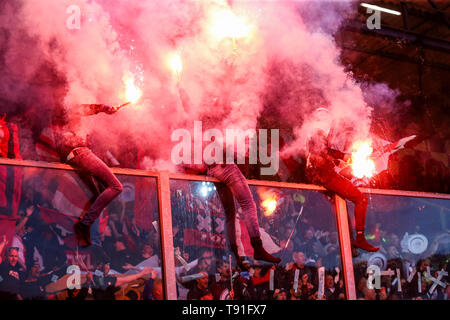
[157,171,177,300]
[334,195,357,300]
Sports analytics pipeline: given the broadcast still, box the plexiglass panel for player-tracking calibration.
[170,179,345,300]
[348,195,450,300]
[0,165,162,300]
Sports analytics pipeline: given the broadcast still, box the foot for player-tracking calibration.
[353,233,379,252]
[73,221,92,248]
[250,237,281,264]
[230,244,247,270]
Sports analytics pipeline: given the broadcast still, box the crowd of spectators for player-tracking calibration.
[352,223,450,300]
[0,172,163,300]
[170,184,347,300]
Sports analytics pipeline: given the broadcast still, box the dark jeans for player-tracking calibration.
[67,147,123,227]
[207,164,261,245]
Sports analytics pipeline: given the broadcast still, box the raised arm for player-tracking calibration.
[78,104,118,116]
[115,268,156,287]
[0,235,8,265]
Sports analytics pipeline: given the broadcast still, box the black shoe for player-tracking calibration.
[74,221,92,248]
[250,237,281,264]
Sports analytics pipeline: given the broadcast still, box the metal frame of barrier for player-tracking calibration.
[1,158,449,300]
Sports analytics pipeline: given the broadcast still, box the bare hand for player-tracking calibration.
[122,263,134,270]
[26,205,34,217]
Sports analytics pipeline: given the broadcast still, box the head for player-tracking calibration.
[141,243,154,257]
[325,274,334,289]
[103,263,111,275]
[103,225,112,237]
[389,233,399,246]
[363,287,376,300]
[6,247,19,267]
[152,278,164,300]
[217,261,231,280]
[329,232,338,243]
[198,250,213,271]
[114,239,126,252]
[304,229,314,240]
[28,263,41,279]
[293,251,306,266]
[275,289,287,300]
[387,246,399,258]
[357,277,367,292]
[307,129,328,154]
[196,273,209,290]
[418,258,431,272]
[301,273,310,284]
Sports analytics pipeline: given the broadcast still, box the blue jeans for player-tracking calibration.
[207,164,261,244]
[67,147,123,227]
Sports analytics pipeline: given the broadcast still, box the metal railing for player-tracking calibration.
[1,158,449,300]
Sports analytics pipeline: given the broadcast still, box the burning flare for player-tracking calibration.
[261,198,278,216]
[169,53,183,80]
[209,8,253,40]
[350,140,376,179]
[123,74,142,104]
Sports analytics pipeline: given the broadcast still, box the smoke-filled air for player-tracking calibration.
[0,0,405,172]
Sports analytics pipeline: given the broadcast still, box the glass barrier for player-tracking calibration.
[170,179,345,300]
[0,165,162,300]
[348,195,450,300]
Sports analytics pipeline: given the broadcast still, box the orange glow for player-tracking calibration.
[257,187,279,217]
[261,198,277,216]
[350,140,376,179]
[123,74,142,104]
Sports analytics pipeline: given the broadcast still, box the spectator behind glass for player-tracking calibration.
[0,247,25,300]
[20,262,48,300]
[298,272,316,300]
[92,262,155,300]
[285,251,316,291]
[187,272,213,300]
[273,288,287,300]
[324,274,341,300]
[133,243,159,267]
[181,249,216,293]
[109,238,135,273]
[210,260,233,300]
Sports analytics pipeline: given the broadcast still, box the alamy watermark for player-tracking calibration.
[366,7,381,30]
[66,5,81,30]
[171,121,279,175]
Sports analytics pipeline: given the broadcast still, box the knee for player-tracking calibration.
[112,181,123,194]
[241,198,257,212]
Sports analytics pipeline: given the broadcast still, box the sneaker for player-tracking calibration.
[73,221,92,248]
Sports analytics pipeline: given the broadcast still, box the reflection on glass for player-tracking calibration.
[349,195,450,300]
[0,165,162,300]
[170,180,345,300]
